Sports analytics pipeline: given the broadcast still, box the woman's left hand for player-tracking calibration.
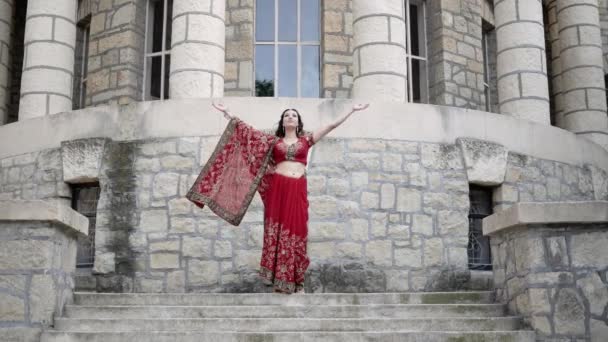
[353,104,370,112]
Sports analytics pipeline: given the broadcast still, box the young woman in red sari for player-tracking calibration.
[187,103,369,294]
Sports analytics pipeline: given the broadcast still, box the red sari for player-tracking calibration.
[186,118,313,293]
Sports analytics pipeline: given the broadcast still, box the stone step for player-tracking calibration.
[73,291,495,306]
[41,331,537,342]
[53,317,523,332]
[64,303,506,319]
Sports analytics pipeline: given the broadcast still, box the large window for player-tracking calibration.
[254,0,320,97]
[73,19,90,109]
[405,0,428,103]
[143,0,172,100]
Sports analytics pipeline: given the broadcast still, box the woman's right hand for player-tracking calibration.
[212,103,233,120]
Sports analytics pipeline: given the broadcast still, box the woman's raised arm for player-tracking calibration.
[312,104,369,143]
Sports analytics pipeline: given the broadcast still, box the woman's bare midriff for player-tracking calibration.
[275,161,306,178]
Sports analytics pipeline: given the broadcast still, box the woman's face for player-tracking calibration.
[282,109,299,128]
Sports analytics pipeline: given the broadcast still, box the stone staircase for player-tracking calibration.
[41,291,535,342]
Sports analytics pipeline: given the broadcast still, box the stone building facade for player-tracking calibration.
[1,0,608,340]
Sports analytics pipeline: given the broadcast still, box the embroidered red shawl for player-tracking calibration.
[186,118,278,226]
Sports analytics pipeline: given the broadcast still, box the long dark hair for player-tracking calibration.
[274,108,304,138]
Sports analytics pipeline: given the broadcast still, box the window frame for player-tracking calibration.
[253,0,322,98]
[482,29,493,112]
[143,0,172,101]
[405,0,429,103]
[71,183,101,269]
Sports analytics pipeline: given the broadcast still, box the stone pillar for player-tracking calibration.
[547,0,564,126]
[18,0,76,120]
[557,0,608,148]
[493,0,550,124]
[0,0,13,125]
[169,0,225,98]
[352,0,407,102]
[0,200,88,342]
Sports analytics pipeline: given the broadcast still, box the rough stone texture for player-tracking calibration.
[493,153,599,211]
[18,0,77,120]
[82,0,146,107]
[457,138,507,186]
[601,0,608,73]
[487,220,608,341]
[224,0,253,96]
[61,138,108,184]
[323,0,354,98]
[428,0,486,109]
[0,218,83,340]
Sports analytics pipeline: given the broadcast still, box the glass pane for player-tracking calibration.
[278,0,297,41]
[410,58,428,103]
[301,0,319,41]
[149,55,162,99]
[256,0,275,41]
[278,45,297,97]
[301,45,319,98]
[164,54,170,99]
[255,45,275,96]
[409,4,420,57]
[151,0,166,53]
[165,0,173,49]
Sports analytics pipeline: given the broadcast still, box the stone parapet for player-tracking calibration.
[0,200,88,342]
[483,201,608,341]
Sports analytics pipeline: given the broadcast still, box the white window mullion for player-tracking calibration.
[274,0,279,97]
[296,0,301,97]
[406,0,413,102]
[159,0,168,100]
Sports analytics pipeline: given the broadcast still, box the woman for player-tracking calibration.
[187,103,369,294]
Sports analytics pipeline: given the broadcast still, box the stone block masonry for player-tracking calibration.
[224,0,254,96]
[0,200,88,342]
[170,0,226,98]
[323,0,354,99]
[428,0,487,109]
[84,0,146,107]
[484,202,608,341]
[18,0,77,120]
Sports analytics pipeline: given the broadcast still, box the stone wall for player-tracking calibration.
[224,0,253,96]
[83,0,145,106]
[322,0,353,99]
[0,148,70,206]
[428,0,486,109]
[492,153,607,212]
[0,201,87,342]
[485,203,608,341]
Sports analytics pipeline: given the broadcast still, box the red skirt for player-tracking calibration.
[259,173,310,293]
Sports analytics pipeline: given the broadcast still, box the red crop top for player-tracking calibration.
[272,133,314,166]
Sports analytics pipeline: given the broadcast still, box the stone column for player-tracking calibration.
[557,0,608,148]
[352,0,407,102]
[493,0,550,124]
[0,0,13,125]
[18,0,76,120]
[547,0,564,126]
[169,0,225,98]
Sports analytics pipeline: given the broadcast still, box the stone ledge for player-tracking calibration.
[0,200,89,236]
[482,201,608,236]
